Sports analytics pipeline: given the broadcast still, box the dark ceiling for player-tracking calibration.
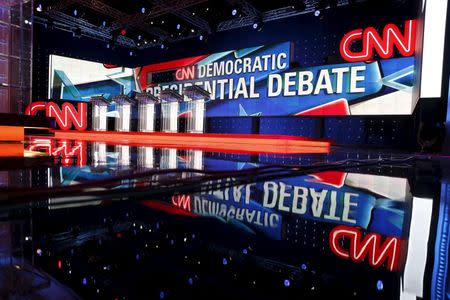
[33,0,387,50]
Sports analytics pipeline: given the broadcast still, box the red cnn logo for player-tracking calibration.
[27,138,86,167]
[25,101,87,131]
[175,66,196,81]
[329,225,401,271]
[171,194,192,211]
[340,19,417,62]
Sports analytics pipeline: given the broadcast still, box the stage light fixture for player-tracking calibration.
[106,43,110,49]
[45,19,54,30]
[72,28,82,38]
[231,8,238,16]
[199,34,203,41]
[138,34,142,40]
[129,51,133,56]
[120,29,127,36]
[141,7,146,14]
[36,3,43,12]
[102,20,107,27]
[73,9,78,17]
[252,16,263,31]
[160,43,165,49]
[191,28,195,33]
[176,23,181,30]
[314,10,321,17]
[144,40,148,44]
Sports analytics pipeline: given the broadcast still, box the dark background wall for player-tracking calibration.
[33,0,443,150]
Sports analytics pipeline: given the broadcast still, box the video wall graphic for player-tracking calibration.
[48,19,417,116]
[48,55,136,102]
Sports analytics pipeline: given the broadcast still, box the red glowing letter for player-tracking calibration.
[329,225,401,271]
[46,102,87,130]
[340,19,416,62]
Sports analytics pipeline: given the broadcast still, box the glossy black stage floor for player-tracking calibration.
[0,138,447,300]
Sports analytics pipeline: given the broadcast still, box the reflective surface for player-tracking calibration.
[0,138,447,300]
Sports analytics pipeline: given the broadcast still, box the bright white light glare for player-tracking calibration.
[420,0,448,98]
[401,197,432,299]
[314,10,321,17]
[36,4,42,12]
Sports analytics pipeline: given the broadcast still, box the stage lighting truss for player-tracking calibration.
[34,0,366,50]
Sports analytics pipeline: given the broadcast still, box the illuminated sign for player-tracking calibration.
[171,194,192,211]
[25,101,87,131]
[329,225,401,271]
[340,19,417,62]
[27,138,86,166]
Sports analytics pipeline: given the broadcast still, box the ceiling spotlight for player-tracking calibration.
[129,51,133,56]
[199,34,203,41]
[176,23,181,30]
[102,20,107,27]
[120,28,127,36]
[314,10,321,17]
[160,43,165,49]
[73,9,78,17]
[36,3,43,12]
[231,8,238,16]
[137,34,142,40]
[252,16,263,31]
[191,28,195,33]
[106,43,110,49]
[141,7,146,14]
[144,40,148,44]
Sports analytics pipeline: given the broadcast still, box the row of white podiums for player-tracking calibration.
[91,86,209,133]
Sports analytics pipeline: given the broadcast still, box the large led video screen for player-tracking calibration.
[48,19,417,116]
[48,55,136,102]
